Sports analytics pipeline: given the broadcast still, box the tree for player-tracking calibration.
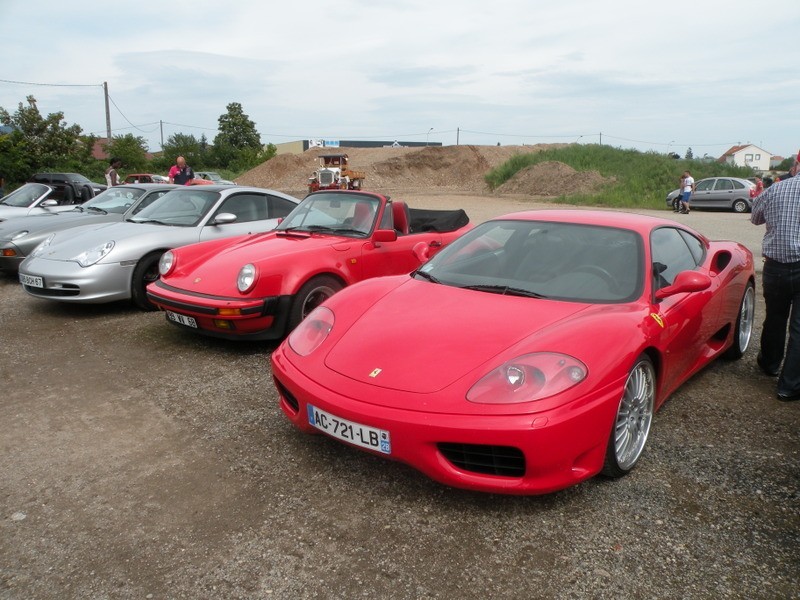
[0,95,85,175]
[153,133,205,171]
[105,134,149,173]
[685,147,694,160]
[212,102,262,169]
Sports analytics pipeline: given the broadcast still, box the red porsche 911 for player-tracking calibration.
[271,210,756,495]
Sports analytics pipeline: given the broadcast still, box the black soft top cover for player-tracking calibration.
[408,208,469,233]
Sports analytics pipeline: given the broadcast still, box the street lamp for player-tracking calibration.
[426,127,434,146]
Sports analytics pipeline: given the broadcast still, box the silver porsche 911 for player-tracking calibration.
[18,185,300,309]
[0,184,177,273]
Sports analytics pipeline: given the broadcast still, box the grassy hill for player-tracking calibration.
[485,144,755,209]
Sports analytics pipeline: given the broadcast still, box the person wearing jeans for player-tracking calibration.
[750,157,800,401]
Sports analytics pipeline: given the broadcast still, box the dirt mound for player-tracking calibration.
[495,161,612,197]
[236,144,565,197]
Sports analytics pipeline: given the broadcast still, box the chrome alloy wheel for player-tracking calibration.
[613,358,655,471]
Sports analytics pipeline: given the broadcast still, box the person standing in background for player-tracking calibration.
[679,170,694,214]
[105,158,122,187]
[169,156,195,185]
[750,155,800,402]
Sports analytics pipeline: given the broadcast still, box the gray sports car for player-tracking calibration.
[0,184,177,273]
[18,185,300,309]
[0,183,62,222]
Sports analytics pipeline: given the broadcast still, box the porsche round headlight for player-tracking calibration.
[11,230,29,241]
[73,241,115,268]
[30,233,56,258]
[288,306,334,356]
[159,250,175,276]
[237,263,257,293]
[467,353,587,404]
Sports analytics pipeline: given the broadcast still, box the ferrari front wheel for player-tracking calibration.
[723,282,755,360]
[602,354,655,478]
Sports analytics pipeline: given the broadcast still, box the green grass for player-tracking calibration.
[484,144,755,209]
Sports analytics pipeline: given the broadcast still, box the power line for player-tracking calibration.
[0,78,101,88]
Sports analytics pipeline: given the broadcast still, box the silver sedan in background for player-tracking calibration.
[665,177,756,213]
[0,184,177,273]
[18,186,300,309]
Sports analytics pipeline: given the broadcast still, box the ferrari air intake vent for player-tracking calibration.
[438,443,525,477]
[273,377,299,414]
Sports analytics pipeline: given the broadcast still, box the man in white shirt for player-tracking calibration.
[679,170,695,214]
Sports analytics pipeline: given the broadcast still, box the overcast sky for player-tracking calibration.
[1,0,798,159]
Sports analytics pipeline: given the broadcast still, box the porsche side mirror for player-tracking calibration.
[373,229,397,243]
[212,212,238,225]
[655,270,712,300]
[41,199,58,207]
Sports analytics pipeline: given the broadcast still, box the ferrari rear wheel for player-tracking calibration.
[288,275,343,331]
[602,355,655,478]
[723,283,755,360]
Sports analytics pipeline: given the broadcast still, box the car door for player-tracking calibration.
[197,192,281,241]
[650,226,722,391]
[690,178,716,208]
[710,178,736,208]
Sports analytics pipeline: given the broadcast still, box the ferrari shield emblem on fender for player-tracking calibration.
[369,368,382,378]
[650,313,665,328]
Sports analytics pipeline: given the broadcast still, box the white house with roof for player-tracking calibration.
[719,144,772,172]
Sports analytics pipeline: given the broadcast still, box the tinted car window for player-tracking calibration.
[715,179,733,191]
[732,180,745,190]
[214,193,267,223]
[268,196,296,218]
[651,227,698,289]
[695,179,714,192]
[678,230,705,265]
[51,175,68,184]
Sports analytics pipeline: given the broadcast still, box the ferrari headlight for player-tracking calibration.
[237,263,257,293]
[159,250,175,276]
[30,233,56,258]
[73,241,115,267]
[467,352,587,404]
[11,230,29,241]
[287,306,334,356]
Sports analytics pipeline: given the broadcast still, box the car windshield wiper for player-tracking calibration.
[461,284,548,298]
[413,269,442,284]
[86,207,108,214]
[127,218,168,225]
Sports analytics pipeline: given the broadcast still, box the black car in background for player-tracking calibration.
[28,173,106,204]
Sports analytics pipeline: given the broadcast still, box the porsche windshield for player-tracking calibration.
[128,189,220,226]
[0,183,51,208]
[81,187,146,214]
[417,220,644,303]
[279,192,379,236]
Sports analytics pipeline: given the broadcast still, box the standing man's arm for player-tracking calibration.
[751,188,769,225]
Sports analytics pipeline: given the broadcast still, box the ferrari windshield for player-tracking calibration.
[279,192,379,236]
[0,183,51,208]
[417,219,644,303]
[128,189,220,226]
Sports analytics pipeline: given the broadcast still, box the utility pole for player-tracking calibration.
[103,81,111,142]
[599,132,602,146]
[160,120,164,150]
[456,127,460,146]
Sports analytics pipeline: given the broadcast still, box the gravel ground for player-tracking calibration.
[1,193,798,600]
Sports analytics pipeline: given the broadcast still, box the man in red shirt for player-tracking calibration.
[168,156,195,185]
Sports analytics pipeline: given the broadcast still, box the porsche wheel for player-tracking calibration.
[288,275,343,331]
[131,251,163,311]
[723,283,755,360]
[602,355,655,478]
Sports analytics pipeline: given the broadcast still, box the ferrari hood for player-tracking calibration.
[324,280,590,394]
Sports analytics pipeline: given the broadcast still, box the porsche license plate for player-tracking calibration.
[166,310,197,328]
[19,273,43,288]
[307,404,391,454]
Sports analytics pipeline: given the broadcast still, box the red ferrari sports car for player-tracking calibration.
[146,190,470,340]
[271,209,756,495]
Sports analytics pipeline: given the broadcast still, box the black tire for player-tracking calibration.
[723,283,755,360]
[732,199,749,213]
[80,185,95,202]
[288,275,343,331]
[131,251,164,311]
[602,354,655,478]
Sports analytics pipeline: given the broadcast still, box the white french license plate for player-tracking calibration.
[166,310,197,328]
[307,404,391,455]
[19,273,43,288]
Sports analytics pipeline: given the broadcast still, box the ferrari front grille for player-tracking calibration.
[438,443,525,477]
